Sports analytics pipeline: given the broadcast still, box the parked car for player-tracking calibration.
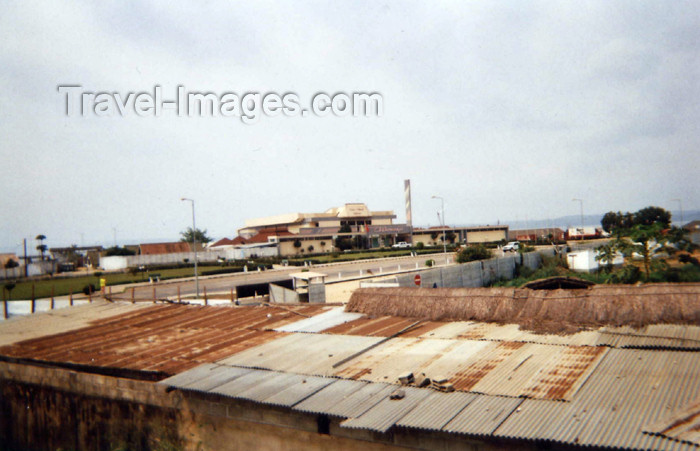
[392,241,411,248]
[503,241,520,252]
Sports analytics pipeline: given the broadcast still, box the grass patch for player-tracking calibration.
[3,265,240,300]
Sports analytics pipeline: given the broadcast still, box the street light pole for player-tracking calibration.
[572,198,584,240]
[671,198,684,227]
[181,198,199,298]
[432,195,447,264]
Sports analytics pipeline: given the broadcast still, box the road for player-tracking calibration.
[108,252,456,301]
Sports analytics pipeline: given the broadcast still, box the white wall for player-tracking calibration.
[567,250,624,272]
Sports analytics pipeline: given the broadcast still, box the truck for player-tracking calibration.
[392,241,411,249]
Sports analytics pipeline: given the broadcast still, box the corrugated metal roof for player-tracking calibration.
[644,398,700,446]
[443,395,524,436]
[420,321,601,346]
[262,375,335,407]
[294,380,395,418]
[274,307,364,333]
[218,333,383,376]
[341,386,433,432]
[0,304,329,377]
[396,391,478,431]
[321,316,446,337]
[333,337,606,401]
[495,348,700,450]
[597,324,700,350]
[0,300,153,346]
[160,363,392,413]
[221,333,608,401]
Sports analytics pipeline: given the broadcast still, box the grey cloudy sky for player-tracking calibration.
[1,1,698,252]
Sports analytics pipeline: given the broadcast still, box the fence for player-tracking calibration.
[0,261,58,281]
[100,247,279,270]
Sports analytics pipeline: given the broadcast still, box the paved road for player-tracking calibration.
[109,252,456,301]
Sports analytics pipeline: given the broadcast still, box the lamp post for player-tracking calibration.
[181,198,199,298]
[671,198,684,227]
[572,198,584,240]
[431,195,447,263]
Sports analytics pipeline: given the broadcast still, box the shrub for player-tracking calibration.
[82,284,96,295]
[415,242,425,249]
[610,265,641,284]
[456,244,491,263]
[679,253,700,267]
[425,259,434,267]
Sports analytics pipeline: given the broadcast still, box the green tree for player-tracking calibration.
[338,223,352,234]
[4,283,16,301]
[595,240,621,272]
[623,223,667,281]
[179,227,212,244]
[334,236,353,251]
[35,234,47,260]
[600,206,675,281]
[634,206,671,228]
[293,239,302,253]
[445,231,457,244]
[104,246,136,256]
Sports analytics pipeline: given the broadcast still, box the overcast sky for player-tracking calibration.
[1,1,698,252]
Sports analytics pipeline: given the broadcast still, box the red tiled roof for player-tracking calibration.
[211,237,235,247]
[139,242,191,255]
[233,228,293,245]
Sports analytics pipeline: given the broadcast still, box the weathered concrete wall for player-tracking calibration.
[309,283,326,304]
[0,361,542,451]
[393,250,555,289]
[269,283,300,304]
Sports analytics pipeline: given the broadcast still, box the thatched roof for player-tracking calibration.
[345,283,700,334]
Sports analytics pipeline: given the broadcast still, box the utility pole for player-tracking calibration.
[572,198,584,240]
[23,238,28,277]
[672,198,684,227]
[432,195,447,264]
[181,198,199,297]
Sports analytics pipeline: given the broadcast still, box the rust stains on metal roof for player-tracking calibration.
[321,316,446,337]
[0,303,328,379]
[451,341,525,391]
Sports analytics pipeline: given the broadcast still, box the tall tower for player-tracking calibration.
[404,179,413,242]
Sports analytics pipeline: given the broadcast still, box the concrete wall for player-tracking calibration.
[392,250,555,289]
[100,247,278,270]
[269,283,300,304]
[412,233,441,246]
[467,229,507,244]
[0,361,527,451]
[309,283,326,304]
[279,238,333,256]
[0,261,58,280]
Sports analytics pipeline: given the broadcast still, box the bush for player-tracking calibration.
[82,284,96,295]
[425,259,434,267]
[415,242,425,249]
[610,265,641,284]
[679,253,700,267]
[456,244,491,263]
